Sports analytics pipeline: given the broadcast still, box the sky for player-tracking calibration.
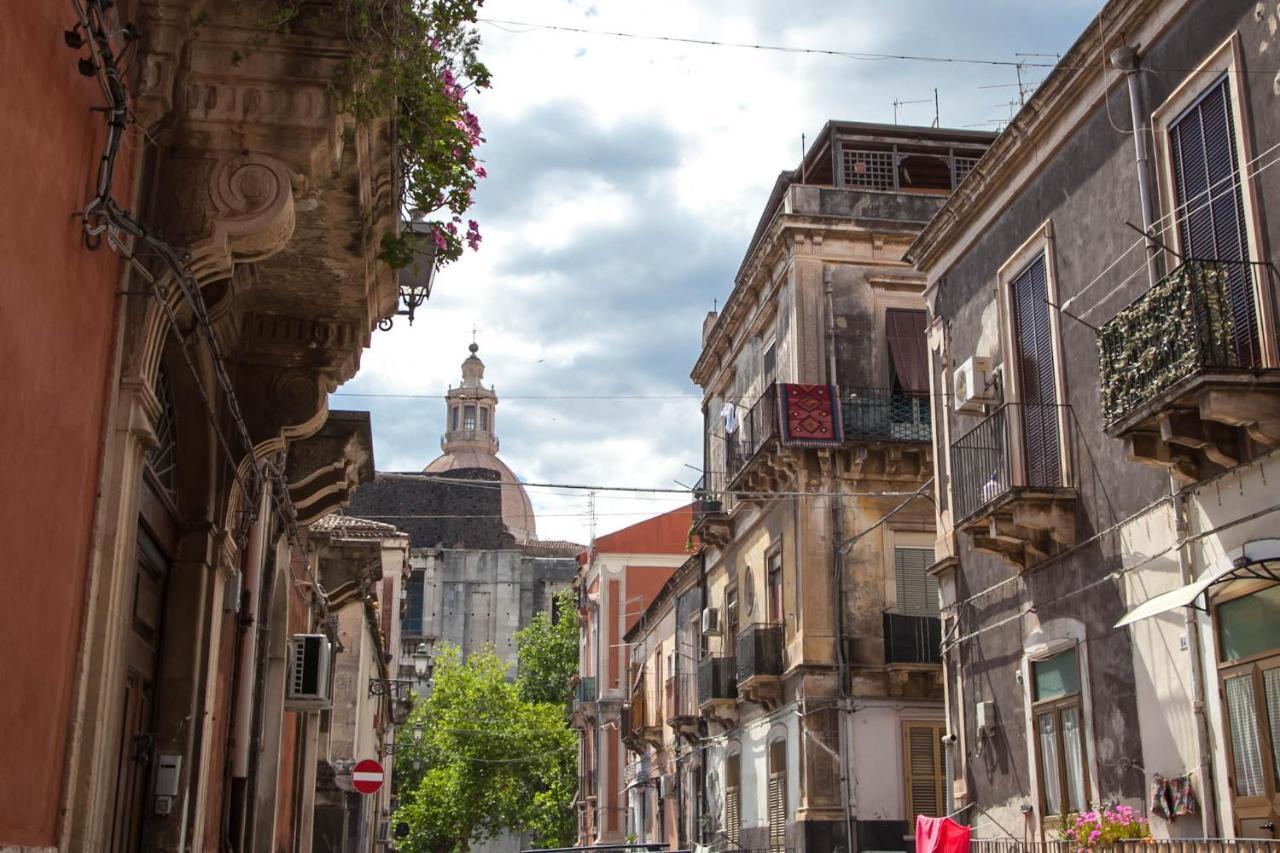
[331,0,1101,544]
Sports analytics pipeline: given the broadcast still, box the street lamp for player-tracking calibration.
[413,642,431,678]
[413,723,424,744]
[377,222,437,330]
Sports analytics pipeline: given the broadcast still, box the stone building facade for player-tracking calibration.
[908,0,1280,842]
[687,120,994,853]
[1,3,411,851]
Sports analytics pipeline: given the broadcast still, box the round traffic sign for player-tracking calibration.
[352,758,385,795]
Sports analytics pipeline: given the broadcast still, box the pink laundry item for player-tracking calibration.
[916,815,972,853]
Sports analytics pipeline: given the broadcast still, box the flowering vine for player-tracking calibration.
[1057,803,1151,850]
[275,0,491,270]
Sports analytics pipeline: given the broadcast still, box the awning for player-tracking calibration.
[1115,538,1280,627]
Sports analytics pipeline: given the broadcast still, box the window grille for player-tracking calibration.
[842,148,895,190]
[147,368,178,502]
[953,155,980,184]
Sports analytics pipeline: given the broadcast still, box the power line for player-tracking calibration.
[480,17,1059,69]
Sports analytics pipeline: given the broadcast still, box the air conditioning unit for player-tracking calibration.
[659,774,675,799]
[952,356,995,413]
[286,634,333,711]
[701,607,721,635]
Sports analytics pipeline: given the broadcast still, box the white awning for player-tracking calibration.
[1115,538,1280,628]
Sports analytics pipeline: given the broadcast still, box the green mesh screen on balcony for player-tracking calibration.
[1098,261,1236,425]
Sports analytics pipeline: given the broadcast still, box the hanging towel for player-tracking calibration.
[916,815,971,853]
[721,401,739,435]
[1150,774,1172,820]
[1169,774,1198,818]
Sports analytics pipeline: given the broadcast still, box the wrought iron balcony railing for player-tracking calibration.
[1099,259,1262,426]
[691,474,725,525]
[697,656,737,704]
[950,402,1066,523]
[725,384,779,485]
[882,612,941,664]
[842,387,931,443]
[970,839,1280,853]
[736,623,784,682]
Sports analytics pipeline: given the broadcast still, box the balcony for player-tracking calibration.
[697,656,737,728]
[736,623,784,707]
[623,685,662,750]
[950,403,1076,570]
[666,673,699,740]
[842,388,931,443]
[690,473,730,547]
[1098,259,1280,482]
[883,612,941,665]
[725,384,781,490]
[574,676,596,708]
[970,839,1280,853]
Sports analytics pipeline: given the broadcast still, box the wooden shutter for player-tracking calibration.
[886,308,929,393]
[894,546,938,617]
[903,722,946,826]
[768,771,787,853]
[1169,75,1259,367]
[725,784,740,845]
[1011,255,1062,488]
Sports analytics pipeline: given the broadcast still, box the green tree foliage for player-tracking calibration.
[392,639,577,852]
[514,589,578,705]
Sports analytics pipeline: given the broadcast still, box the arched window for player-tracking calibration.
[147,368,178,503]
[463,405,477,430]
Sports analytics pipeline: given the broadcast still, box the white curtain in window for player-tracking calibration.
[1037,713,1063,815]
[1264,667,1280,786]
[1060,707,1087,812]
[1225,674,1265,796]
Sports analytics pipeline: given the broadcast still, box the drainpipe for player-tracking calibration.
[1110,45,1160,288]
[1113,43,1219,836]
[1171,486,1220,837]
[825,267,858,853]
[228,482,272,849]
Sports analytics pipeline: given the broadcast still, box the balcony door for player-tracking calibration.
[1010,254,1062,489]
[1168,74,1260,368]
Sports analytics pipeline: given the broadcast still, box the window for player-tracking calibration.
[1010,254,1063,489]
[451,405,459,431]
[479,406,489,431]
[767,548,784,624]
[1031,647,1089,816]
[725,586,739,647]
[1214,585,1280,834]
[886,308,929,395]
[842,147,895,190]
[767,739,787,853]
[403,570,425,634]
[762,338,777,387]
[903,722,946,828]
[1168,74,1260,367]
[895,546,939,617]
[463,405,476,431]
[146,368,178,503]
[724,752,741,846]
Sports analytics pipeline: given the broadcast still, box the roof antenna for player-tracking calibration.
[800,132,807,183]
[933,88,940,128]
[893,95,932,125]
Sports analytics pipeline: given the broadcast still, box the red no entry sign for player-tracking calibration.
[352,759,384,795]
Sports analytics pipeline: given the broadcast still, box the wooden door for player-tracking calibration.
[1221,655,1280,838]
[108,526,169,853]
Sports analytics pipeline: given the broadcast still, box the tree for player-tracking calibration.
[514,588,578,705]
[392,642,577,852]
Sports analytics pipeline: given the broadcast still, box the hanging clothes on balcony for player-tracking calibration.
[721,401,739,434]
[777,383,845,447]
[915,815,971,853]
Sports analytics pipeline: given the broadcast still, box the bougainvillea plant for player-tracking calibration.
[1057,803,1151,850]
[275,0,490,270]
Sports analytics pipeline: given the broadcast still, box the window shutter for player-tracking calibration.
[895,546,938,616]
[725,785,740,845]
[903,723,945,825]
[886,308,929,393]
[1170,75,1259,367]
[768,771,787,853]
[1011,255,1062,488]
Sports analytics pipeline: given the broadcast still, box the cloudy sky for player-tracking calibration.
[331,0,1100,543]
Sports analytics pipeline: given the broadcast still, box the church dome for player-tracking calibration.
[422,343,538,542]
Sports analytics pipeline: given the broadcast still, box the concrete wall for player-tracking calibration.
[0,4,135,844]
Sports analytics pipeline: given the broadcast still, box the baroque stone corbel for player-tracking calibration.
[186,154,297,288]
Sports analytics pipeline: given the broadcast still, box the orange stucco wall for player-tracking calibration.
[623,566,678,634]
[593,504,693,555]
[0,4,135,844]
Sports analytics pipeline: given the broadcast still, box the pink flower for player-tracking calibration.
[432,228,447,250]
[475,165,487,179]
[1088,830,1101,843]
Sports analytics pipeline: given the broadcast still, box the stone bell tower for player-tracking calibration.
[442,342,499,454]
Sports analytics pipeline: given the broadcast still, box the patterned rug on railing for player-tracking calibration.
[777,383,845,447]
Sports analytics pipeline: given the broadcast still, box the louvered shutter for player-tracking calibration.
[1169,75,1259,367]
[904,723,945,826]
[895,546,938,616]
[1011,256,1062,488]
[725,785,740,845]
[768,771,787,853]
